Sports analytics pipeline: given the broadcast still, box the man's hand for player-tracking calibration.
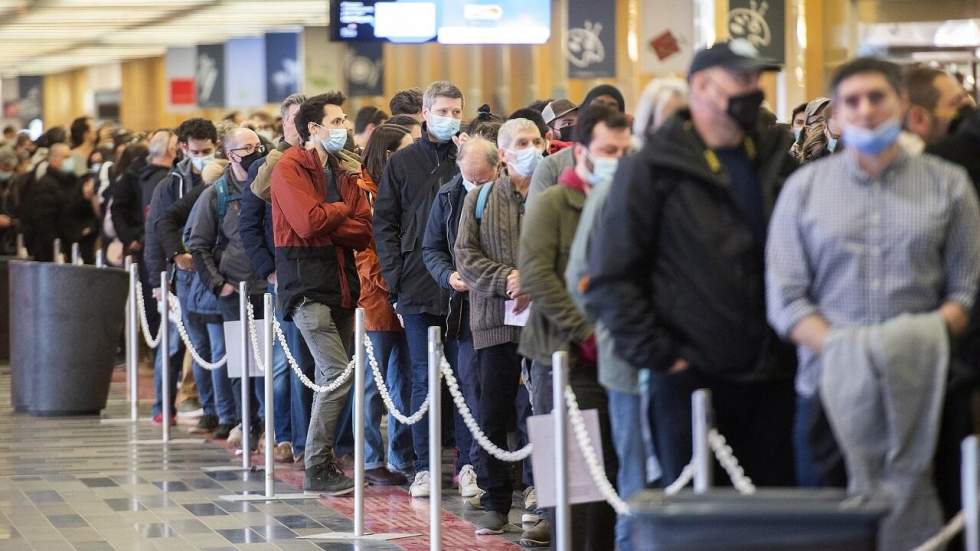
[128,240,142,252]
[0,214,12,229]
[174,253,193,271]
[512,293,531,314]
[939,302,969,337]
[267,272,277,285]
[790,314,832,355]
[219,283,236,297]
[82,179,95,200]
[152,287,161,301]
[449,271,468,292]
[506,269,521,298]
[668,358,689,374]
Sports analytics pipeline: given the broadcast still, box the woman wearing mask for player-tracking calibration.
[799,98,842,163]
[354,123,416,485]
[454,118,544,536]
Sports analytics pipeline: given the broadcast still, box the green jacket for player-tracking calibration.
[518,170,592,365]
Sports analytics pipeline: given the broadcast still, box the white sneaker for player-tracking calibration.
[227,424,243,447]
[458,464,482,498]
[409,471,430,498]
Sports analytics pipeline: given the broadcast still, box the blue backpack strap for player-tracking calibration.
[214,176,228,220]
[474,183,492,221]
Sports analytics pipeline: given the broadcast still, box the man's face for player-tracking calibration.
[693,67,761,125]
[553,114,578,133]
[226,132,261,167]
[407,122,422,140]
[792,112,806,130]
[912,73,973,144]
[499,128,544,166]
[310,104,348,142]
[458,151,497,185]
[423,96,463,127]
[283,103,301,146]
[574,122,631,176]
[834,72,902,136]
[180,138,215,160]
[48,144,69,171]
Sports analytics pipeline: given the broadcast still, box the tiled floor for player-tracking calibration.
[0,365,540,550]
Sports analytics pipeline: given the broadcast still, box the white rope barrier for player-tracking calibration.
[664,463,696,496]
[909,511,965,551]
[134,279,162,348]
[245,301,266,373]
[707,429,756,495]
[270,315,354,394]
[439,351,532,462]
[364,332,430,425]
[563,384,629,514]
[167,295,228,370]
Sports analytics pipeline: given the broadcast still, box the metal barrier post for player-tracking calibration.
[15,234,25,258]
[965,436,979,551]
[693,389,712,493]
[95,248,104,268]
[239,281,251,471]
[263,293,274,497]
[553,351,571,551]
[53,238,61,263]
[71,242,80,264]
[160,271,170,443]
[353,308,366,536]
[428,326,442,551]
[126,258,138,421]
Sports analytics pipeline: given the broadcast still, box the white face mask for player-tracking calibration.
[462,178,477,192]
[587,156,619,186]
[190,154,214,172]
[506,147,543,177]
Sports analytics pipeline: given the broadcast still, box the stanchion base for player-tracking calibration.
[201,465,263,473]
[100,417,152,424]
[132,438,207,445]
[296,532,420,541]
[219,492,320,502]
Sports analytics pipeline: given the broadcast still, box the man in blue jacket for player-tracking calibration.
[422,136,499,499]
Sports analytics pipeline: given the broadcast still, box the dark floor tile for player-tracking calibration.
[77,478,117,488]
[315,544,401,551]
[48,514,88,528]
[152,480,190,492]
[205,471,243,481]
[216,501,259,514]
[249,523,296,540]
[135,522,178,538]
[11,476,41,481]
[136,495,172,508]
[103,498,144,512]
[186,478,222,490]
[26,490,63,503]
[317,517,353,531]
[181,502,228,516]
[275,514,323,529]
[215,528,265,544]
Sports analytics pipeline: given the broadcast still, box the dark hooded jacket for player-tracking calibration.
[110,160,167,247]
[584,109,798,382]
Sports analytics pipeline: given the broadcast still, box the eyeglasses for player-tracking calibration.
[229,143,265,156]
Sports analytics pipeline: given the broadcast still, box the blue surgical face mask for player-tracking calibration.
[61,157,76,174]
[190,154,214,173]
[827,137,839,153]
[842,118,901,156]
[320,128,348,153]
[587,155,619,186]
[461,178,477,192]
[428,114,461,142]
[793,127,802,142]
[0,171,11,181]
[507,147,543,177]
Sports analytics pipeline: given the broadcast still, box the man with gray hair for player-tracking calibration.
[422,136,499,500]
[374,80,465,497]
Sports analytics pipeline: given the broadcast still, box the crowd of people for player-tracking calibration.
[3,38,980,549]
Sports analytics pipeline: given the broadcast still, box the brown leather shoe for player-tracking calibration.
[365,467,407,486]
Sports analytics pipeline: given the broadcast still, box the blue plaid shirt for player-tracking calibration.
[766,151,980,396]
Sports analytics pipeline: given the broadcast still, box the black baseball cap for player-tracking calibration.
[688,39,781,77]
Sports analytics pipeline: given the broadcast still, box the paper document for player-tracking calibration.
[528,408,605,508]
[223,319,268,378]
[505,299,530,327]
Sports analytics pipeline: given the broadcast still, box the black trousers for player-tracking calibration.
[476,342,523,514]
[530,358,618,551]
[647,367,795,487]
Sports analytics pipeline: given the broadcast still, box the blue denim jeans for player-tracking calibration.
[449,331,479,474]
[365,331,414,471]
[152,324,183,418]
[401,313,445,471]
[180,310,216,417]
[608,389,651,551]
[267,285,291,445]
[204,322,237,425]
[282,317,314,457]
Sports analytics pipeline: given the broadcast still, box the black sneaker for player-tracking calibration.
[519,519,551,547]
[304,460,355,496]
[212,423,235,440]
[475,511,511,535]
[190,414,219,434]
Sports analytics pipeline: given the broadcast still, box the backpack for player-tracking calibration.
[474,182,493,221]
[212,175,241,251]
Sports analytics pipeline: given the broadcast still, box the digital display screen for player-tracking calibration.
[330,0,550,44]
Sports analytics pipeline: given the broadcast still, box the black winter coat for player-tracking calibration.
[373,123,459,316]
[144,158,199,282]
[110,160,165,247]
[585,109,798,382]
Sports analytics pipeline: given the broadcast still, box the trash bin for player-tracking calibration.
[628,489,888,551]
[9,260,129,415]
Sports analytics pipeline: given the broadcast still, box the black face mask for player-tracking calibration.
[726,89,764,132]
[948,104,976,135]
[558,125,574,142]
[239,149,266,172]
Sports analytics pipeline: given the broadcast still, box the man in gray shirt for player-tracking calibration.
[766,58,980,491]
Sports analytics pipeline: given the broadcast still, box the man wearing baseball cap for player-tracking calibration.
[585,39,798,489]
[541,99,579,143]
